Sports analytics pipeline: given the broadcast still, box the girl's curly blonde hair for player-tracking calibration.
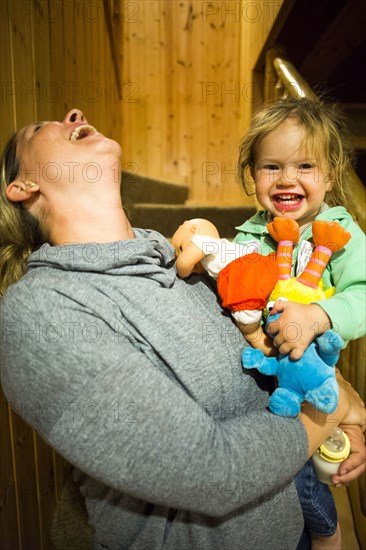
[238,97,355,207]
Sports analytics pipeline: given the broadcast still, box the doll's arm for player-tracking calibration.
[175,241,205,278]
[236,320,277,356]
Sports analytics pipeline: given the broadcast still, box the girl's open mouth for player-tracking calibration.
[272,194,304,211]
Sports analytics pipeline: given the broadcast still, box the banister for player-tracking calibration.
[272,57,316,100]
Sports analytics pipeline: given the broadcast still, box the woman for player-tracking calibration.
[0,109,365,550]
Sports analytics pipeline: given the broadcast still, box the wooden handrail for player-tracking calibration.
[265,54,366,232]
[272,57,316,100]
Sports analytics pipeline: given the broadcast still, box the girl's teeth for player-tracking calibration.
[275,195,301,204]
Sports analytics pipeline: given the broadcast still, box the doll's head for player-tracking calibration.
[171,218,220,254]
[238,97,354,209]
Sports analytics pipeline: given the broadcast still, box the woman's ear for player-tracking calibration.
[5,180,40,202]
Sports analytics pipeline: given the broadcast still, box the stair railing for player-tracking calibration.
[264,51,366,233]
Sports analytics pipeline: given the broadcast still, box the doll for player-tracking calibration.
[171,219,278,330]
[241,217,351,416]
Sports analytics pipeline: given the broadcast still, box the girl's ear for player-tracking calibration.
[5,180,39,202]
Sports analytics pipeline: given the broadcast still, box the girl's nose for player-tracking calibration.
[279,163,298,185]
[63,109,88,125]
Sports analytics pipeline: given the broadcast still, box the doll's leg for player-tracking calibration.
[305,378,339,414]
[269,387,302,416]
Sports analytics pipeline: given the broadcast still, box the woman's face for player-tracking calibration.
[15,109,121,189]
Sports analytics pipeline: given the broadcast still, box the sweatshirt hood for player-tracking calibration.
[27,229,177,288]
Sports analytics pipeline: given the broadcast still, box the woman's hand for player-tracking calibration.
[332,424,366,486]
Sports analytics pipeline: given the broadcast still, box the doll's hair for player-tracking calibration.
[238,97,355,207]
[0,133,45,295]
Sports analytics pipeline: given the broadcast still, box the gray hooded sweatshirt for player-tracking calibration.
[0,229,308,549]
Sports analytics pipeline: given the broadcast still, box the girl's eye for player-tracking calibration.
[264,164,279,171]
[33,124,42,133]
[299,163,314,170]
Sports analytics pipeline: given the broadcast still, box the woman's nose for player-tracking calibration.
[63,109,88,125]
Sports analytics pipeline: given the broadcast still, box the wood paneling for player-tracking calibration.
[120,0,285,205]
[0,1,122,547]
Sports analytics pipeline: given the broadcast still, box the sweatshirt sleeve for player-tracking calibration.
[0,288,308,518]
[315,219,366,342]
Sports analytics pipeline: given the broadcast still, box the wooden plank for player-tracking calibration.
[33,433,58,550]
[7,0,37,129]
[32,0,52,122]
[0,0,17,150]
[0,392,20,550]
[48,0,66,119]
[10,409,42,549]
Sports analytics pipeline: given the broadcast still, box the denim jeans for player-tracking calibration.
[295,459,338,537]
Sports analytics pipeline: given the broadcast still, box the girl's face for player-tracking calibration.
[252,117,333,227]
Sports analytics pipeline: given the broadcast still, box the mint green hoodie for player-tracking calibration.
[234,206,366,342]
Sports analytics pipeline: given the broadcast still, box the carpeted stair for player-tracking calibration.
[121,171,256,238]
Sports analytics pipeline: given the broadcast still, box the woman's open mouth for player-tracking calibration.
[272,194,304,211]
[69,124,97,141]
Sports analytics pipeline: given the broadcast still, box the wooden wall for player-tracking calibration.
[0,1,122,547]
[120,0,285,205]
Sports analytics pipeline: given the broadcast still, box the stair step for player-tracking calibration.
[126,203,256,238]
[121,171,189,205]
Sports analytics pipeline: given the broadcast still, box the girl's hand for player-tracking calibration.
[267,301,331,360]
[331,424,366,486]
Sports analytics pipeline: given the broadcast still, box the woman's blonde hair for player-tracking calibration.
[238,97,355,207]
[0,133,45,296]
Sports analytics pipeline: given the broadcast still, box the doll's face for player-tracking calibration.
[171,219,220,256]
[171,221,196,255]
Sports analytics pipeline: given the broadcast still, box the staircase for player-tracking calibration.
[121,171,256,239]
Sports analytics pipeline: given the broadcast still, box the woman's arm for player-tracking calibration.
[300,370,365,457]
